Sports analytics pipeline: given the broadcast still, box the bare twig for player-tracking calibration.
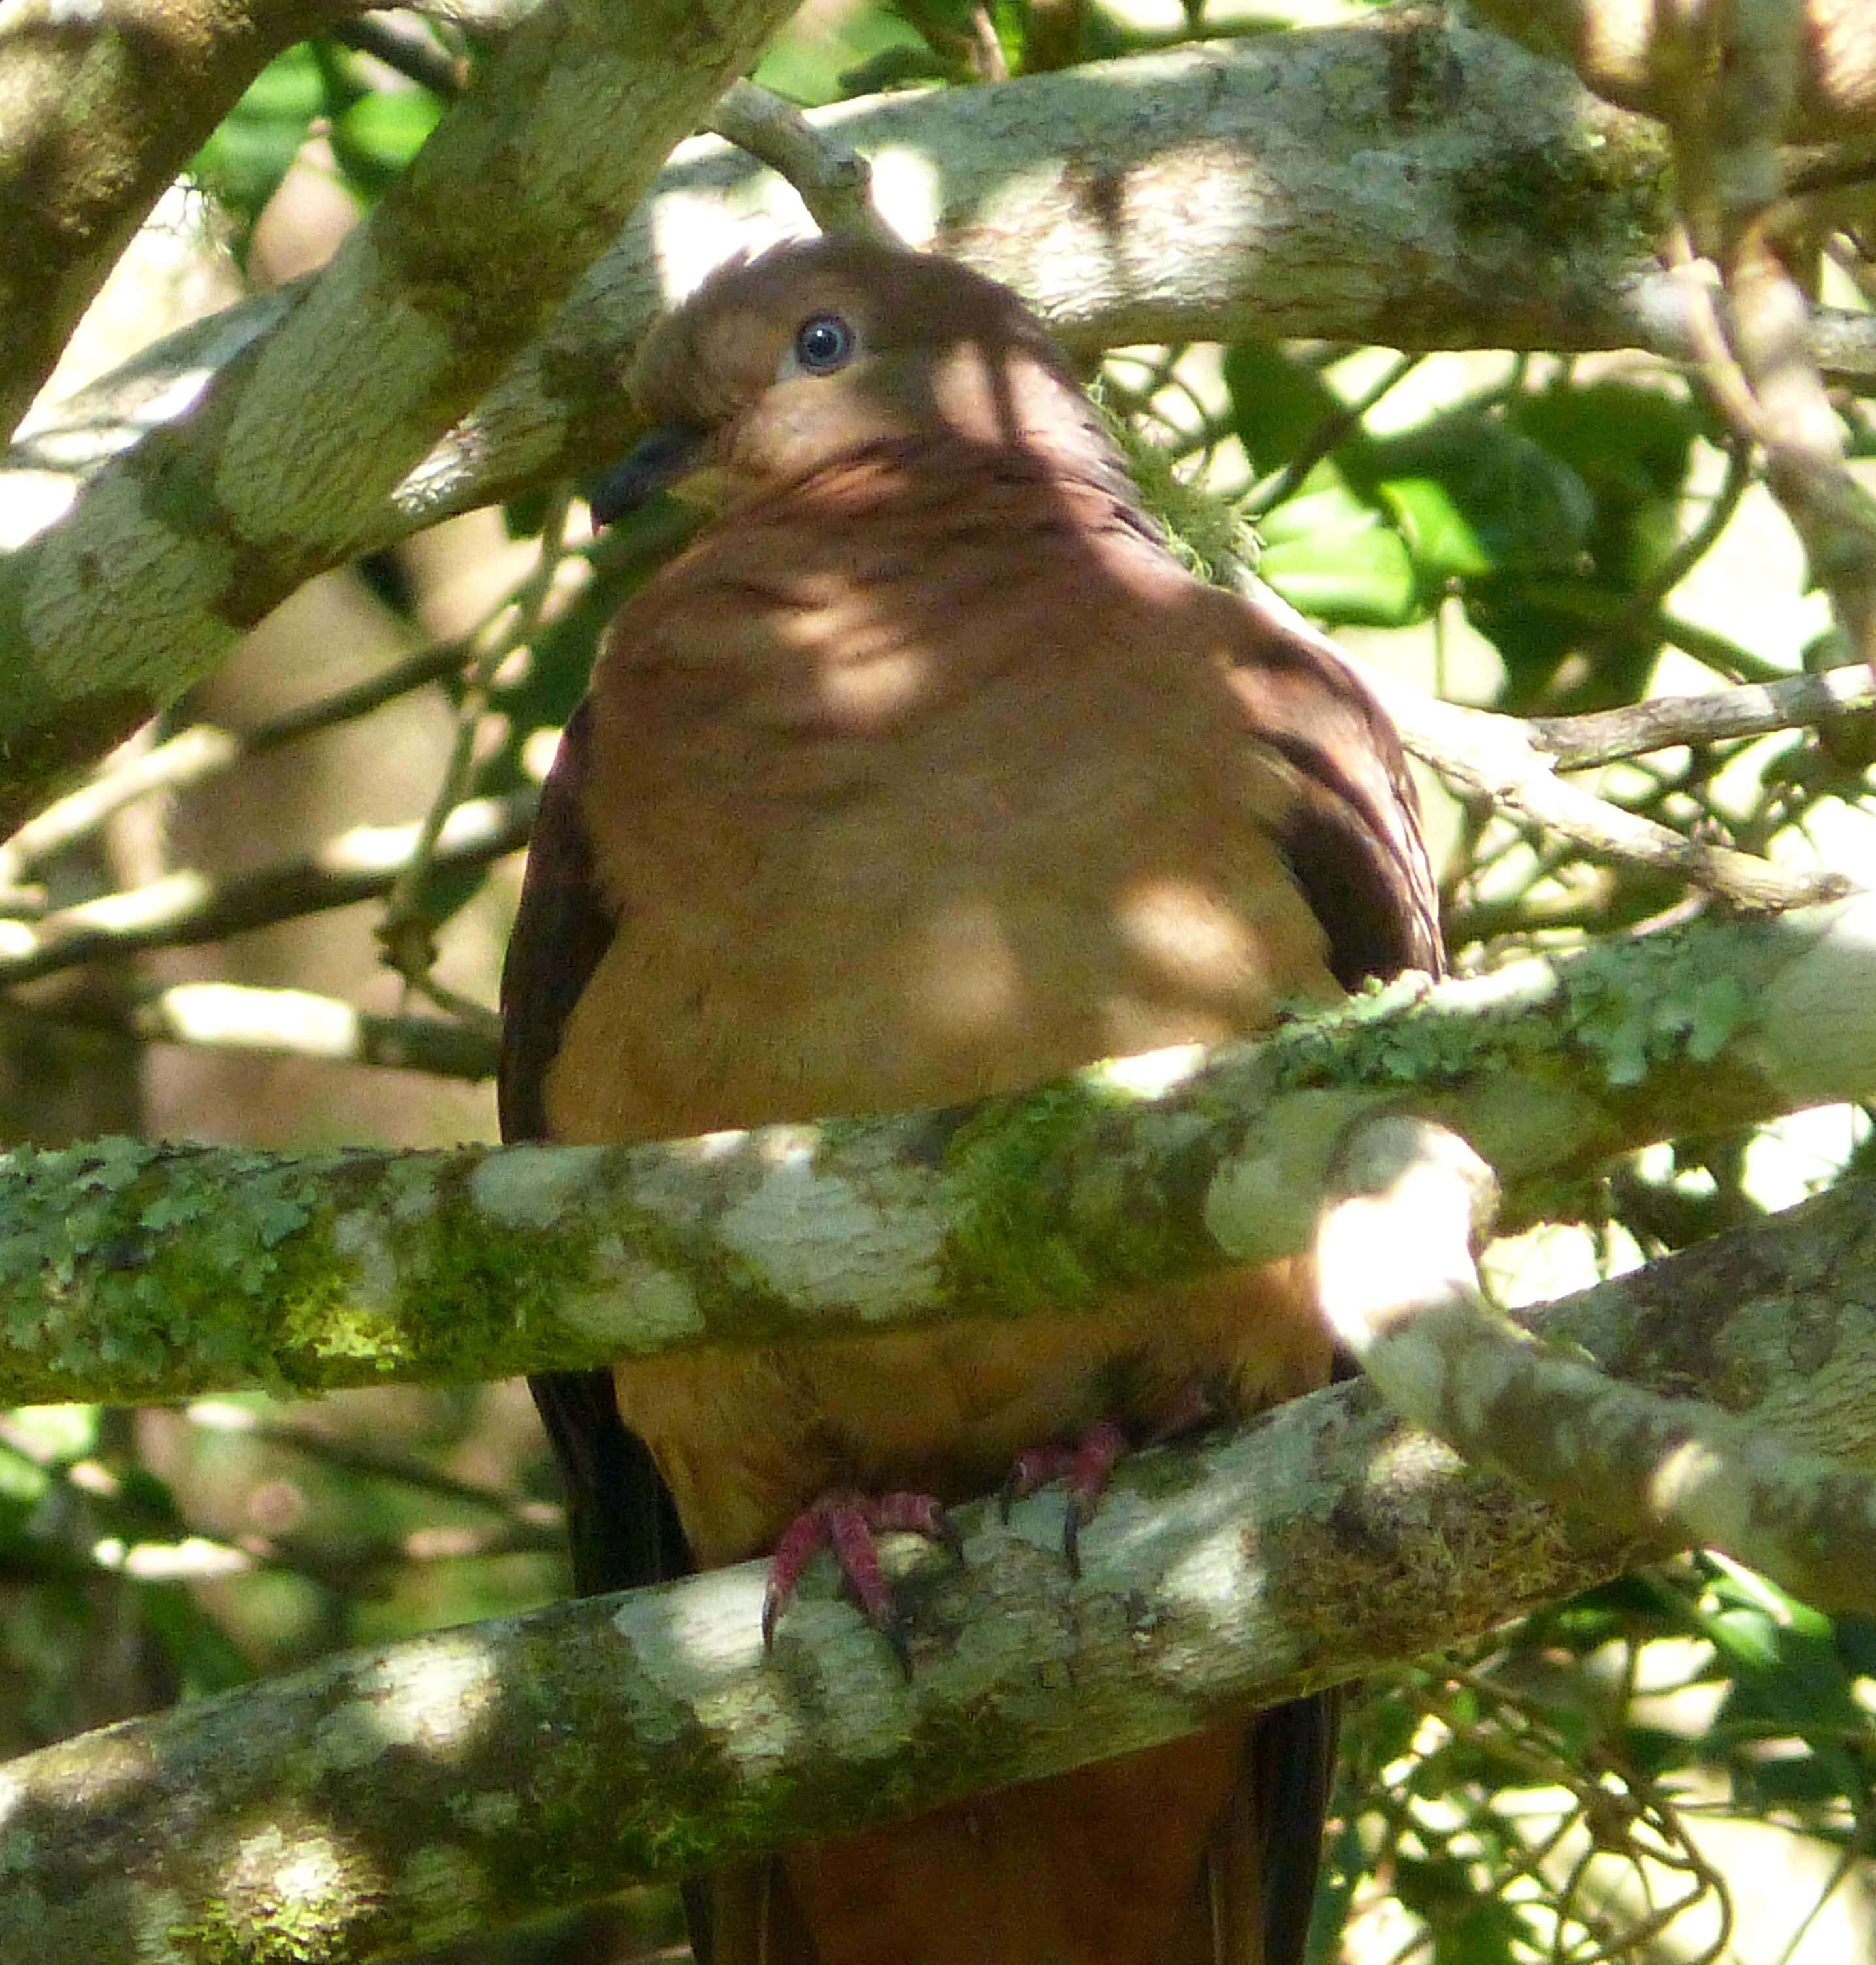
[1651,0,1876,667]
[1244,352,1421,518]
[1576,434,1753,665]
[0,727,238,889]
[0,792,536,988]
[1527,660,1876,767]
[333,12,471,98]
[47,981,497,1080]
[378,489,570,1038]
[705,80,898,246]
[1240,574,1857,911]
[186,1399,553,1521]
[0,638,480,888]
[1674,226,1876,663]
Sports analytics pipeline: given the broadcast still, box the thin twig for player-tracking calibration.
[1527,662,1876,769]
[1657,609,1789,685]
[1244,351,1421,518]
[0,791,536,988]
[185,1399,553,1521]
[1577,435,1754,665]
[0,639,478,886]
[45,982,498,1080]
[1668,222,1876,664]
[332,13,470,97]
[705,80,898,245]
[1237,572,1856,912]
[378,489,572,1038]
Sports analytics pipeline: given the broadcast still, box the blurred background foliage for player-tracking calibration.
[3,2,1874,1962]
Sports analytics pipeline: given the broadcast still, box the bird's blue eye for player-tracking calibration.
[794,314,855,374]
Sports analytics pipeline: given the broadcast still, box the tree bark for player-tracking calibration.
[3,892,1875,1408]
[3,1165,1873,1965]
[0,0,801,832]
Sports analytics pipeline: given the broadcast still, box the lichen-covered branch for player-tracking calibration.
[0,0,801,833]
[6,1169,1876,1965]
[1318,1112,1876,1614]
[3,892,1875,1409]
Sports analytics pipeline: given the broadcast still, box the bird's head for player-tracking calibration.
[591,237,1118,522]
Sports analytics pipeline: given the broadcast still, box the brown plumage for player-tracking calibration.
[500,237,1442,1965]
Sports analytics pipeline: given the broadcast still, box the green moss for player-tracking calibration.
[165,1893,349,1965]
[1094,391,1256,585]
[1454,116,1672,264]
[1265,926,1762,1102]
[166,1906,248,1965]
[937,1084,1122,1312]
[379,1161,603,1384]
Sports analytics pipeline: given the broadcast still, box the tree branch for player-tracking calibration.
[1319,1111,1876,1615]
[0,0,801,832]
[1367,662,1852,912]
[0,790,535,986]
[1524,660,1876,768]
[704,78,897,246]
[48,981,496,1079]
[1247,574,1860,913]
[4,892,1875,1408]
[0,0,366,443]
[1465,0,1876,138]
[6,1165,1875,1964]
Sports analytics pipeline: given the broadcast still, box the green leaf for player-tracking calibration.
[7,1405,99,1462]
[0,1442,48,1508]
[1261,523,1417,626]
[1432,1899,1534,1965]
[1509,380,1703,589]
[333,88,445,193]
[1223,342,1354,478]
[1391,1853,1478,1920]
[1376,476,1495,581]
[140,1582,255,1698]
[191,46,329,227]
[1359,415,1594,584]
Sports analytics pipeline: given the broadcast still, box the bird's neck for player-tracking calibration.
[762,425,1165,564]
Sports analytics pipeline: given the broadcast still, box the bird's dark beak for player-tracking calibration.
[588,422,708,526]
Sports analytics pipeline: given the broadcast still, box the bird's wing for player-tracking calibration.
[1222,589,1444,987]
[499,700,692,1597]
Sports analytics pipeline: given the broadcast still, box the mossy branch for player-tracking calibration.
[3,893,1875,1409]
[5,1167,1876,1964]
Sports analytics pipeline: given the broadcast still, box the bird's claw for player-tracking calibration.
[762,1489,960,1672]
[999,1420,1129,1576]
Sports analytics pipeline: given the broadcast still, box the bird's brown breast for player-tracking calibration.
[542,457,1346,1561]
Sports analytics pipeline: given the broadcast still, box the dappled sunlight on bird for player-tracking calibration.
[502,235,1442,1965]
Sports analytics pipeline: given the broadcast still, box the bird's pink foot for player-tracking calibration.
[999,1419,1130,1578]
[762,1489,962,1672]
